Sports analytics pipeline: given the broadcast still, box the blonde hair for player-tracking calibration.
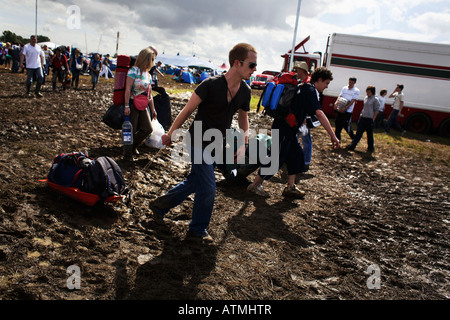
[135,47,156,73]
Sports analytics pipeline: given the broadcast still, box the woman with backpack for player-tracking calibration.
[89,53,102,90]
[69,48,83,89]
[123,47,158,160]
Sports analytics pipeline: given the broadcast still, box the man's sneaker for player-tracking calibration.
[346,144,355,151]
[282,185,306,199]
[186,230,214,243]
[35,92,43,98]
[247,184,269,197]
[149,201,165,224]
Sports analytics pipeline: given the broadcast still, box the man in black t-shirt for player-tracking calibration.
[149,43,257,241]
[247,67,340,199]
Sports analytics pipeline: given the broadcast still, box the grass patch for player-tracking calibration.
[375,131,450,166]
[250,95,261,111]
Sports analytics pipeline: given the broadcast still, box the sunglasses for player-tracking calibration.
[240,60,257,69]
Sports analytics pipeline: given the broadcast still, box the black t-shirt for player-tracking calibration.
[293,82,322,125]
[189,75,251,147]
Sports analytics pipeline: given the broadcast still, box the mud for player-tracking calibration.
[0,70,449,300]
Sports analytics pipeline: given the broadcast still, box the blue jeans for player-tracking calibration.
[153,147,216,236]
[385,109,402,133]
[25,67,43,92]
[348,117,375,151]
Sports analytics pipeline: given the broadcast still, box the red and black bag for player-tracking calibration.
[45,152,127,206]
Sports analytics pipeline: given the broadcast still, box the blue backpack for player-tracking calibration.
[48,152,90,189]
[257,72,299,120]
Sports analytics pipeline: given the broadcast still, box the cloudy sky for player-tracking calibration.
[2,0,450,71]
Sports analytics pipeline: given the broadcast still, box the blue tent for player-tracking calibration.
[182,71,195,84]
[158,53,223,74]
[200,71,210,82]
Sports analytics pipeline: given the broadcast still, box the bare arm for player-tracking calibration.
[333,95,342,109]
[235,109,250,161]
[238,109,249,144]
[316,109,340,149]
[162,92,202,145]
[124,76,134,116]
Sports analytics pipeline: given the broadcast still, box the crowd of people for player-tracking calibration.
[147,43,407,241]
[6,35,116,97]
[8,37,408,242]
[332,76,405,151]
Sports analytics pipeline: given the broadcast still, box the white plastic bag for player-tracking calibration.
[145,119,165,149]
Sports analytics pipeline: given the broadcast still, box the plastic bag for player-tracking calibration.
[145,119,165,149]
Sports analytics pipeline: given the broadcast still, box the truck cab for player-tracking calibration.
[281,36,322,74]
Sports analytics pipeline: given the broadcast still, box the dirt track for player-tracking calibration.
[0,70,449,300]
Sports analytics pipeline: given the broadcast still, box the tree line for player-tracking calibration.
[1,30,50,45]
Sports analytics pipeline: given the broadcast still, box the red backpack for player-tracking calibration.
[257,72,299,125]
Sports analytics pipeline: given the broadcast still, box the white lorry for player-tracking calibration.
[282,33,450,136]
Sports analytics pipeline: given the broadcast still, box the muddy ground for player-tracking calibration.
[0,69,449,301]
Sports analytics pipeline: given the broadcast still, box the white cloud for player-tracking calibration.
[408,11,450,38]
[2,0,450,71]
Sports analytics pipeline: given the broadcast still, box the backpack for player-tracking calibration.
[113,55,131,106]
[47,152,128,205]
[257,72,299,120]
[83,156,128,200]
[48,152,90,189]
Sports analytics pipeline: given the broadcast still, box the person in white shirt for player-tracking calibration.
[20,35,44,97]
[334,77,360,141]
[385,84,405,134]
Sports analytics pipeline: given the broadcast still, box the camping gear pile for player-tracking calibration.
[44,152,128,206]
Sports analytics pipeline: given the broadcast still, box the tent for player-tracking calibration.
[157,53,221,73]
[181,71,196,84]
[200,71,211,82]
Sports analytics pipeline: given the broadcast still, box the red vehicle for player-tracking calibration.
[251,74,274,90]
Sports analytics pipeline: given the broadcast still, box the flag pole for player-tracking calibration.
[289,0,302,71]
[35,0,38,37]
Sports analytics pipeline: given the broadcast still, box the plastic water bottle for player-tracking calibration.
[122,116,133,146]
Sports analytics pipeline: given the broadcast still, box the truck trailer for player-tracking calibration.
[282,34,450,136]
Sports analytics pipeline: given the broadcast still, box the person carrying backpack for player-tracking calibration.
[123,47,158,160]
[50,47,70,92]
[247,67,340,198]
[69,48,83,89]
[90,53,102,90]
